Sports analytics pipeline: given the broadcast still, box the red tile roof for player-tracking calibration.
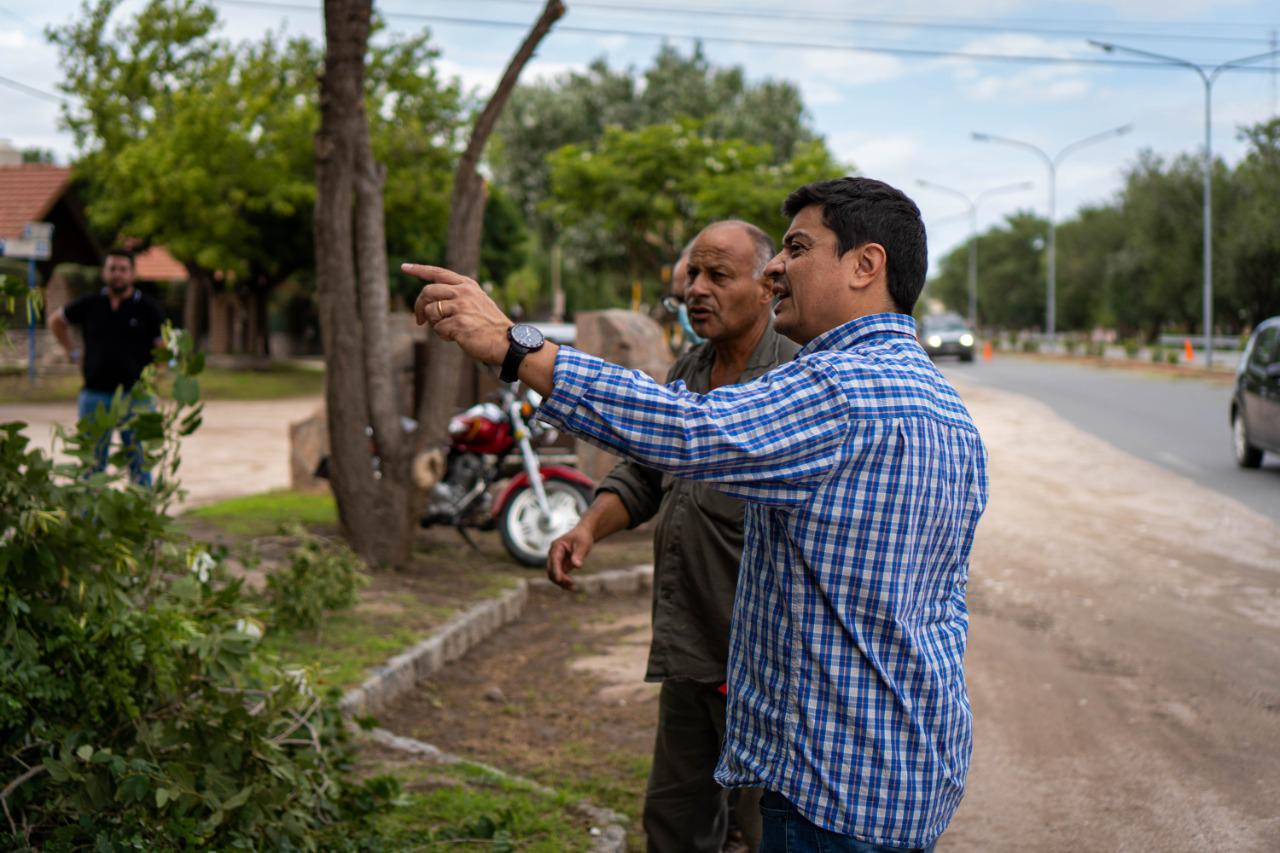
[0,164,72,238]
[134,245,188,281]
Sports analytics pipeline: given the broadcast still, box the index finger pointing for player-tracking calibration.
[400,264,472,286]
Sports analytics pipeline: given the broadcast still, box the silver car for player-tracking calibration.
[918,314,976,362]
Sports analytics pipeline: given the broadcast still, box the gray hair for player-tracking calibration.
[689,220,776,277]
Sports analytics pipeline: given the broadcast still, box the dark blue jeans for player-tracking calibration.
[758,791,936,853]
[78,389,154,487]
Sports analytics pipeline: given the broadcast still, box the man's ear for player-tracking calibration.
[848,242,888,292]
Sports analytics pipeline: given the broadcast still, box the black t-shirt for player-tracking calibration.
[62,289,165,393]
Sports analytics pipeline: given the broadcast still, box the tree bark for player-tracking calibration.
[415,0,566,449]
[353,94,414,567]
[316,0,384,563]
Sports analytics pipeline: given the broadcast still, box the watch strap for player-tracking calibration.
[500,346,526,383]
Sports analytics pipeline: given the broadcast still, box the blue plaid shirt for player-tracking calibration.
[538,313,988,848]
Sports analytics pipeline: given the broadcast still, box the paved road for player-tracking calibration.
[941,357,1280,525]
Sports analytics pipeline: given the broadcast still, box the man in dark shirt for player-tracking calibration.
[548,220,799,853]
[48,247,165,485]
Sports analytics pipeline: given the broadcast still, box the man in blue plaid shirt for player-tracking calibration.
[406,177,989,853]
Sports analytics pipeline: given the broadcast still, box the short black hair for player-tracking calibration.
[782,177,928,314]
[104,247,135,267]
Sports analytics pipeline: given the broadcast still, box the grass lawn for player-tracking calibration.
[184,488,651,693]
[354,753,595,851]
[259,589,485,690]
[186,488,337,537]
[0,363,325,403]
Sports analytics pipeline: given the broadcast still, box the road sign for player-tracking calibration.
[21,222,53,242]
[0,237,52,260]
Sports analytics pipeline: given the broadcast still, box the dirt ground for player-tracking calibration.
[378,588,660,832]
[379,379,1280,852]
[1,397,320,508]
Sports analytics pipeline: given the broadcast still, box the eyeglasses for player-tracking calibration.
[661,296,684,315]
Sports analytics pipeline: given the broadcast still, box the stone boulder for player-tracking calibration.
[571,310,674,483]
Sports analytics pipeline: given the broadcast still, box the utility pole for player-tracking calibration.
[916,179,1032,331]
[1089,40,1280,368]
[972,124,1131,340]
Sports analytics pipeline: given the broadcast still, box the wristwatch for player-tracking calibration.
[500,323,545,383]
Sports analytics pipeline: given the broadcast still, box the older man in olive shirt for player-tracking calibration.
[548,220,798,853]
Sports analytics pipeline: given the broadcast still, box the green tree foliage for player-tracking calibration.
[490,42,831,309]
[20,148,57,164]
[49,0,493,302]
[546,118,843,303]
[927,123,1279,337]
[927,211,1046,330]
[1055,203,1127,332]
[0,330,396,848]
[50,0,315,281]
[1223,118,1280,328]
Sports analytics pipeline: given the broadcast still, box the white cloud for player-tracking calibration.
[936,33,1097,104]
[0,29,31,49]
[829,129,922,175]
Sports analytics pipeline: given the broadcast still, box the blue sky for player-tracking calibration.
[2,0,1278,269]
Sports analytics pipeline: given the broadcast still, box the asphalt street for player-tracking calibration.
[941,356,1280,525]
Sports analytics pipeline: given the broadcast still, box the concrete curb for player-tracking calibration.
[344,563,653,850]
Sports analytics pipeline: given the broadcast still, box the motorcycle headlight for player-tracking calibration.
[927,335,943,348]
[959,334,974,347]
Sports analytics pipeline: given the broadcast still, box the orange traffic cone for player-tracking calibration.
[1183,338,1195,363]
[982,341,993,362]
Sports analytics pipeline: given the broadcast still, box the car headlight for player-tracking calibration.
[959,333,974,347]
[927,335,943,348]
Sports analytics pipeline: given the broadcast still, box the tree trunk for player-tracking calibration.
[317,0,563,567]
[316,0,385,564]
[414,0,565,449]
[353,92,414,567]
[182,273,206,343]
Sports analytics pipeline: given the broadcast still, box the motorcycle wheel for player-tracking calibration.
[498,479,592,567]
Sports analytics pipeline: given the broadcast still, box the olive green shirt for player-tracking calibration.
[597,323,798,683]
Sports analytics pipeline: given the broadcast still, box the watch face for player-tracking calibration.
[510,323,544,349]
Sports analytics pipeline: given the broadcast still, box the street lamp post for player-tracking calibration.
[1089,41,1280,368]
[972,124,1132,341]
[916,179,1032,331]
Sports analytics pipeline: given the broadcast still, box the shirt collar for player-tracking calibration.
[797,312,917,357]
[99,288,141,302]
[691,319,786,376]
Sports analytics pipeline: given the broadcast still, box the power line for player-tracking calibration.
[213,0,1279,73]
[0,4,37,31]
[444,0,1275,46]
[0,74,68,104]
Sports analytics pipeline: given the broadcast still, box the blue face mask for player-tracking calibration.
[677,303,706,345]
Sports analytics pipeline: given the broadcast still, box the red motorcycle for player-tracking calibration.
[420,383,594,566]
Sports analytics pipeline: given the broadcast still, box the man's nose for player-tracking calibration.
[687,272,711,297]
[763,251,785,279]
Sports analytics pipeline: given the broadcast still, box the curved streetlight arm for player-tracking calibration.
[1089,40,1280,83]
[916,179,973,210]
[1086,38,1280,368]
[975,180,1035,206]
[1055,124,1132,166]
[970,131,1051,169]
[1088,39,1206,80]
[1211,47,1280,82]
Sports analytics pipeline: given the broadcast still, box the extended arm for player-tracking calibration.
[47,308,79,362]
[405,263,850,504]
